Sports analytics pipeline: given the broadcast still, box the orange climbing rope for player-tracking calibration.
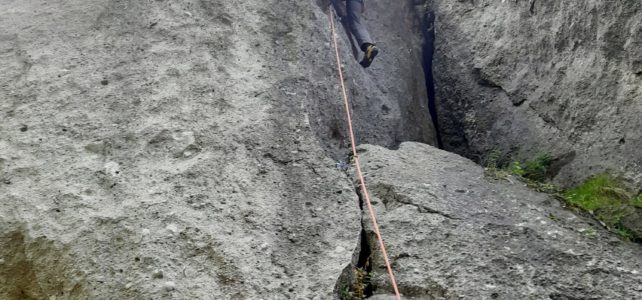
[328,10,402,300]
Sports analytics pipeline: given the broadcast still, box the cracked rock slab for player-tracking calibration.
[357,142,642,299]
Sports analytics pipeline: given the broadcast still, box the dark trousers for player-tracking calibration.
[331,0,373,49]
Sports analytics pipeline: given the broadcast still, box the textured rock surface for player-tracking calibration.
[0,0,434,298]
[358,143,642,299]
[311,0,436,156]
[430,0,642,186]
[0,0,432,299]
[0,0,356,298]
[3,0,640,299]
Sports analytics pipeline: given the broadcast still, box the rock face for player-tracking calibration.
[2,0,640,299]
[311,0,436,156]
[430,0,642,186]
[358,143,642,299]
[0,0,434,299]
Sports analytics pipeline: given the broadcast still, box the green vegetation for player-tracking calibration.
[484,150,640,241]
[341,287,351,300]
[510,153,560,193]
[484,151,559,193]
[563,174,628,212]
[510,153,552,182]
[563,174,640,240]
[633,195,642,208]
[341,268,372,300]
[483,150,511,180]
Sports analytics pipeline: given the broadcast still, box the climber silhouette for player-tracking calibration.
[330,0,379,68]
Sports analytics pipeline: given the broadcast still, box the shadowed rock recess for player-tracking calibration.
[0,0,640,300]
[429,0,642,186]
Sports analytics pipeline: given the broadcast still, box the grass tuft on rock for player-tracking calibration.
[510,153,552,182]
[564,175,628,211]
[484,151,640,242]
[483,150,511,180]
[633,195,642,208]
[484,151,559,193]
[563,174,640,241]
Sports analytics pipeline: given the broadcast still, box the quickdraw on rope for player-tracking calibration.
[328,9,402,300]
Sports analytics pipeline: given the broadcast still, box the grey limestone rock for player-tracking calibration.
[0,0,434,299]
[430,0,642,186]
[357,142,642,299]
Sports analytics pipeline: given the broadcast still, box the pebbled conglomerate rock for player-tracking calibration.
[358,143,642,299]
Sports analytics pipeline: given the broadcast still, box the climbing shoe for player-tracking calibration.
[360,44,379,68]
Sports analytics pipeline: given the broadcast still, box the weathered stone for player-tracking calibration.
[0,0,436,298]
[430,0,642,186]
[2,0,640,299]
[358,143,642,299]
[309,0,437,156]
[622,207,642,242]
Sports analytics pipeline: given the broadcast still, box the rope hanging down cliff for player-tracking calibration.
[328,9,402,300]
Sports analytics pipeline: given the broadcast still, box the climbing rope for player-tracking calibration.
[328,10,402,300]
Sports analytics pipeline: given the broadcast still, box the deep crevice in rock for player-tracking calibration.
[331,3,452,297]
[334,183,376,299]
[353,186,376,298]
[421,6,443,149]
[357,227,375,298]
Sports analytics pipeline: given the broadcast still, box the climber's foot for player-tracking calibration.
[360,44,379,68]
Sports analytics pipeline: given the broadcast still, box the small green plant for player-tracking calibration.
[510,161,524,176]
[633,195,642,208]
[483,150,511,180]
[484,151,555,186]
[563,174,640,240]
[483,149,640,242]
[504,153,559,192]
[484,150,502,170]
[616,226,635,240]
[483,150,640,241]
[341,286,351,300]
[511,153,552,182]
[341,267,372,300]
[564,175,628,212]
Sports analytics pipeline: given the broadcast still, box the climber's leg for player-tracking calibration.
[329,0,347,19]
[329,0,360,59]
[346,0,379,67]
[346,0,372,49]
